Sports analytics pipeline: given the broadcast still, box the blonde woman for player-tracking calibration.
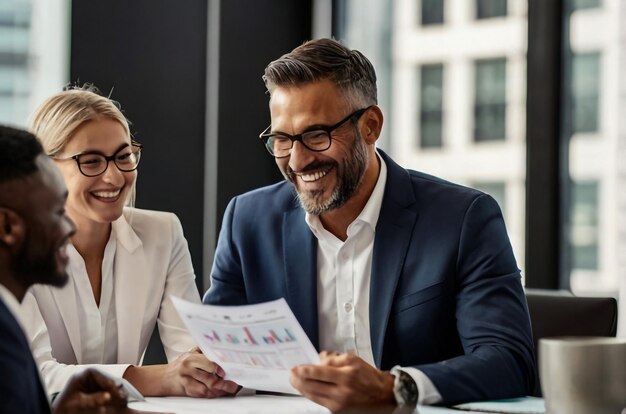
[20,85,238,398]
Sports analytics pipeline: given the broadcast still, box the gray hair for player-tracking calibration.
[263,38,377,110]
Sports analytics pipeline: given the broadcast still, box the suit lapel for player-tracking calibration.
[50,277,83,362]
[112,212,149,364]
[283,207,319,349]
[370,151,418,367]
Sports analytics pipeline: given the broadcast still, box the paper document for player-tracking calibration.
[172,297,320,394]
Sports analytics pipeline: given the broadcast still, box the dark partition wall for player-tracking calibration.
[70,0,208,293]
[525,0,565,289]
[214,0,312,220]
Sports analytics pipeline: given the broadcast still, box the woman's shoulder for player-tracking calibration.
[119,207,181,235]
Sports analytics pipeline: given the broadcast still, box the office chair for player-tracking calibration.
[525,288,618,396]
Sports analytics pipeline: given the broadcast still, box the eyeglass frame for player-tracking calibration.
[51,141,143,177]
[258,106,371,158]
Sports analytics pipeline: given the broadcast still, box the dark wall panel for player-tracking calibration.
[216,0,312,226]
[71,1,208,289]
[525,0,564,289]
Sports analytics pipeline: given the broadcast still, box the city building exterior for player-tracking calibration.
[343,0,622,298]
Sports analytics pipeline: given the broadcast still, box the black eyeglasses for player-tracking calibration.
[52,141,143,177]
[259,107,370,158]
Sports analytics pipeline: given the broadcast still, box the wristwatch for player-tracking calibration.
[390,366,418,405]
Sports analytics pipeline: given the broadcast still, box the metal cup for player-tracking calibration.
[540,337,626,414]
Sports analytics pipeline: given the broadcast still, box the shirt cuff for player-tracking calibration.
[393,366,442,405]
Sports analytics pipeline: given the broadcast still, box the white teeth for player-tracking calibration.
[300,170,328,182]
[93,189,120,198]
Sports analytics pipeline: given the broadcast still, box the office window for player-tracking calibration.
[0,0,69,127]
[419,63,444,148]
[0,1,31,124]
[338,0,527,277]
[570,181,599,270]
[474,58,506,142]
[421,0,444,25]
[571,0,600,10]
[571,52,600,134]
[473,182,506,217]
[476,0,507,19]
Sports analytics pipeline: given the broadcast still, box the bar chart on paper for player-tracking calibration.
[172,297,320,393]
[200,323,308,368]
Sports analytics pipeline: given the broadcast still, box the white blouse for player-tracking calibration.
[68,239,118,365]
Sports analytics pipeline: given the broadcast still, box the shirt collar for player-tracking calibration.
[306,150,388,236]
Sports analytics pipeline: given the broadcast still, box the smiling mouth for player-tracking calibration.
[294,166,333,183]
[92,189,121,199]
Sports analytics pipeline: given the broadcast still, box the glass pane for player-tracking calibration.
[419,63,443,148]
[571,52,600,134]
[476,0,508,19]
[570,181,599,271]
[564,2,619,302]
[338,0,527,277]
[474,58,506,141]
[421,0,444,25]
[571,0,600,10]
[0,0,69,127]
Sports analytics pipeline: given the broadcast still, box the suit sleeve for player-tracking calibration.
[157,212,202,361]
[416,194,536,404]
[203,197,249,305]
[0,307,51,414]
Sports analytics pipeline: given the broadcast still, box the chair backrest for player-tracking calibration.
[525,288,618,396]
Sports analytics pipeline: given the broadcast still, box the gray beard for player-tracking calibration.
[291,134,369,216]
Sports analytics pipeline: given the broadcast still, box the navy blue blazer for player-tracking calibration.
[204,150,536,404]
[0,297,50,414]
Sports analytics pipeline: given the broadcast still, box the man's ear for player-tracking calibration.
[0,207,25,250]
[362,105,384,145]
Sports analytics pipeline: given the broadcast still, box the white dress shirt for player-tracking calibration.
[306,151,442,405]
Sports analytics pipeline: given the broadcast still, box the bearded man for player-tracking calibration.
[203,39,535,412]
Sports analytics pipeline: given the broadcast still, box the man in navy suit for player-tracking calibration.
[203,38,535,411]
[0,125,126,413]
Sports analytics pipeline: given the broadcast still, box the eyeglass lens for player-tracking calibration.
[77,147,141,177]
[270,131,330,157]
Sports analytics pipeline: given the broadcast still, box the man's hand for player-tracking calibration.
[290,351,396,412]
[124,347,240,398]
[52,368,127,413]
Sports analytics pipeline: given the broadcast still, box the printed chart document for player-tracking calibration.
[172,297,320,394]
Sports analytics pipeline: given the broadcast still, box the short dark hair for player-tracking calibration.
[0,125,44,184]
[263,38,377,109]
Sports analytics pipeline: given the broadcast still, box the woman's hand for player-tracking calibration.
[124,347,240,398]
[161,347,240,397]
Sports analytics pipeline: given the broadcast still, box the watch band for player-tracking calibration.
[391,366,418,405]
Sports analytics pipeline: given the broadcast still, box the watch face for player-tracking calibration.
[393,370,418,405]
